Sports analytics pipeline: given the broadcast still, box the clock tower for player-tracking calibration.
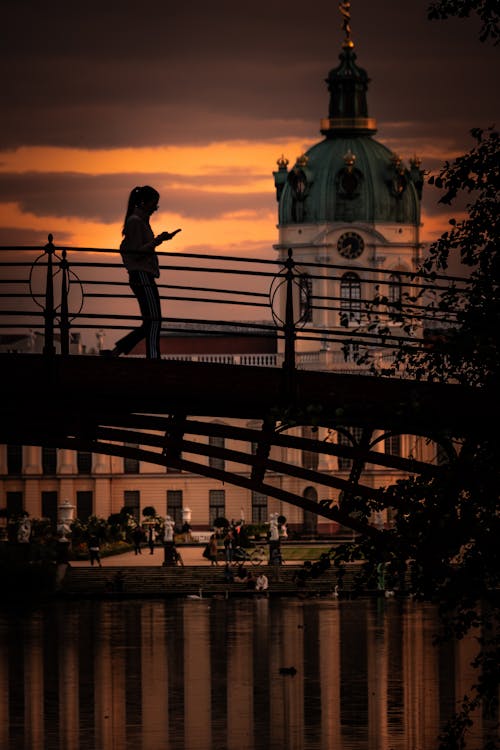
[273,9,425,365]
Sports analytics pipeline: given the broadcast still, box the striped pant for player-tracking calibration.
[115,270,162,359]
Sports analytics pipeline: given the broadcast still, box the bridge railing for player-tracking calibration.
[0,236,468,372]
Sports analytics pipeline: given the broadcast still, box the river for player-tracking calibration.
[0,597,487,749]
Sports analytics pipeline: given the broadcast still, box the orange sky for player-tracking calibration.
[0,135,465,254]
[0,1,496,257]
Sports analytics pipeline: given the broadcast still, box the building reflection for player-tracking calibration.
[0,599,487,749]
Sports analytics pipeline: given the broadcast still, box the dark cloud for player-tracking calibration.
[1,1,497,150]
[0,172,276,222]
[0,227,73,246]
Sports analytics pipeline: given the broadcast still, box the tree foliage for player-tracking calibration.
[428,0,500,43]
[338,127,500,749]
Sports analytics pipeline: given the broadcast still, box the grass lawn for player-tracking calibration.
[282,545,333,561]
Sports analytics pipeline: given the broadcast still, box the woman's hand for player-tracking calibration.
[157,229,182,244]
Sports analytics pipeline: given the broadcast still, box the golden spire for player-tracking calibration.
[276,154,289,170]
[339,1,354,48]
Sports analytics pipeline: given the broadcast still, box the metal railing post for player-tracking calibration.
[43,234,56,356]
[59,248,70,355]
[283,248,296,375]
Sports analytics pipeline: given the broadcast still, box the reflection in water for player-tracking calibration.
[0,598,485,750]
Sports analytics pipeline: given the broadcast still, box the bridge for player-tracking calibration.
[0,237,494,534]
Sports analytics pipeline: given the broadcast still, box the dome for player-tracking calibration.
[277,136,423,225]
[273,43,424,227]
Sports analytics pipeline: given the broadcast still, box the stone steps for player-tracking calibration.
[57,563,387,599]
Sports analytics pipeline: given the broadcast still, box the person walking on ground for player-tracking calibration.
[101,185,181,360]
[224,529,234,564]
[88,535,102,567]
[132,526,143,555]
[208,533,219,566]
[147,526,155,555]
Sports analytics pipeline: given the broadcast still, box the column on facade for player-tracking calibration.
[23,445,40,474]
[94,478,113,520]
[317,426,335,472]
[183,602,211,750]
[93,451,111,474]
[24,479,41,518]
[58,448,75,474]
[141,602,169,749]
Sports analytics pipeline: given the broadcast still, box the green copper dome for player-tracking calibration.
[274,45,424,226]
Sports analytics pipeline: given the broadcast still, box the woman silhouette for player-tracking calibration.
[103,185,180,359]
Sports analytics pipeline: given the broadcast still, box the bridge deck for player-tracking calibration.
[0,353,493,441]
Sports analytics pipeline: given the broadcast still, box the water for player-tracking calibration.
[0,598,487,750]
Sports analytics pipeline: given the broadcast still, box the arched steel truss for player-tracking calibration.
[1,353,495,537]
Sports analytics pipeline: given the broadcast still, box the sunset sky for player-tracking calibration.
[0,0,497,256]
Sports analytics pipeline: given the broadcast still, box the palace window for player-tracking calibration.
[76,491,93,521]
[337,427,364,470]
[6,491,23,517]
[251,491,267,523]
[42,447,57,475]
[41,491,58,525]
[7,445,22,475]
[209,489,226,526]
[123,490,140,520]
[384,434,401,457]
[167,490,183,526]
[77,451,92,474]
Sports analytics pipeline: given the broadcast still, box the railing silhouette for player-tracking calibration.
[0,235,468,374]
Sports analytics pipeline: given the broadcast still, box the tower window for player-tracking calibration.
[340,272,361,325]
[299,274,313,323]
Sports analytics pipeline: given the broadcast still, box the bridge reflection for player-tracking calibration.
[0,599,485,750]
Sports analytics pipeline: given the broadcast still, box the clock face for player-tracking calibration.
[337,232,364,259]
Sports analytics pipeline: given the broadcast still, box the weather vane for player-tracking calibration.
[339,1,353,47]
